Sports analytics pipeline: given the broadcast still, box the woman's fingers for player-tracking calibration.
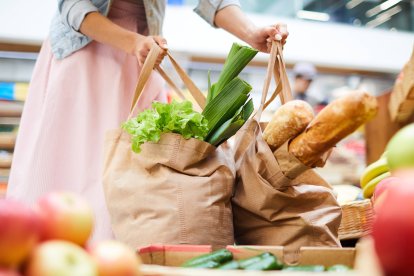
[153,36,168,50]
[136,36,168,66]
[274,23,289,43]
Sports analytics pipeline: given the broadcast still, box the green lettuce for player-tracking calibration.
[122,100,209,153]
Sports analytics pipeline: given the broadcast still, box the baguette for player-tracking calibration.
[263,100,314,150]
[289,90,378,166]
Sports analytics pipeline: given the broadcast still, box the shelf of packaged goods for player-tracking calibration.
[0,153,12,168]
[0,133,16,149]
[0,101,24,117]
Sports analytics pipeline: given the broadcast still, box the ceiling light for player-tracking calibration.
[366,0,402,17]
[296,10,330,22]
[366,5,402,28]
[346,0,364,9]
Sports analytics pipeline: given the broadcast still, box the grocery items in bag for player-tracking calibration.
[263,100,314,151]
[289,90,378,167]
[123,43,257,151]
[232,41,341,254]
[104,43,257,249]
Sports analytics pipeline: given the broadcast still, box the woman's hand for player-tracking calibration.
[214,6,289,53]
[80,12,168,66]
[248,23,288,53]
[133,35,168,66]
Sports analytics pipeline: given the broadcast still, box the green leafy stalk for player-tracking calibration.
[122,100,208,153]
[207,99,254,146]
[206,70,213,103]
[202,77,251,138]
[209,44,258,101]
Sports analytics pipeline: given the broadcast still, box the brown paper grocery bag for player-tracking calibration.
[232,41,341,262]
[103,45,235,249]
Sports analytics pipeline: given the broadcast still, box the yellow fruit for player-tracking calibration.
[363,172,391,199]
[360,158,389,188]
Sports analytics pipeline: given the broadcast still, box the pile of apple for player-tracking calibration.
[369,123,414,276]
[0,192,142,276]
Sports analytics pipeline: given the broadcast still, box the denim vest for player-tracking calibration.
[50,0,240,59]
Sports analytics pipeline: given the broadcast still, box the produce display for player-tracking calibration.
[370,123,414,276]
[123,43,257,152]
[360,123,414,200]
[0,193,142,276]
[360,153,390,198]
[181,249,351,272]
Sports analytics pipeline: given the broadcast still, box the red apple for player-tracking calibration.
[0,199,41,268]
[36,192,94,246]
[0,268,23,276]
[372,176,399,204]
[372,183,414,276]
[88,240,142,276]
[26,240,97,276]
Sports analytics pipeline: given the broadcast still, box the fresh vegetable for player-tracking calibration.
[217,260,240,270]
[122,100,208,153]
[206,99,254,146]
[202,77,251,138]
[282,265,325,272]
[207,43,258,102]
[327,264,351,271]
[181,249,233,268]
[242,253,283,271]
[185,260,220,269]
[202,43,257,146]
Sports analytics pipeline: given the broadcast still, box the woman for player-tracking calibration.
[7,0,288,241]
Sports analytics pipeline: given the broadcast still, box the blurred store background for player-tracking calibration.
[0,0,413,193]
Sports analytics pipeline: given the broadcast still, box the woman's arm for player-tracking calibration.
[214,5,288,53]
[79,12,167,65]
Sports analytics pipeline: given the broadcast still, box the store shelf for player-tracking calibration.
[0,151,12,168]
[0,132,16,149]
[0,100,24,117]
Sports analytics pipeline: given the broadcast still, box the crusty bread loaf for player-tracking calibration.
[289,90,378,166]
[263,100,314,150]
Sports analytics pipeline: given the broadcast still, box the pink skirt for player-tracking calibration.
[7,0,166,241]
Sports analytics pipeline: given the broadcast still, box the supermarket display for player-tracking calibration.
[372,178,414,276]
[0,192,142,276]
[1,6,413,274]
[181,249,353,271]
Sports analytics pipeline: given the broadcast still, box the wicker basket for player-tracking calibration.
[338,199,375,240]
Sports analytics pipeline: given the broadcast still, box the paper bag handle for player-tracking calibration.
[129,44,206,118]
[258,41,293,117]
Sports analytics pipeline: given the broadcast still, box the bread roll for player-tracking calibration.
[289,90,378,166]
[263,100,314,150]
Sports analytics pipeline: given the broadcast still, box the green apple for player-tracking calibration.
[26,241,97,276]
[387,124,414,171]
